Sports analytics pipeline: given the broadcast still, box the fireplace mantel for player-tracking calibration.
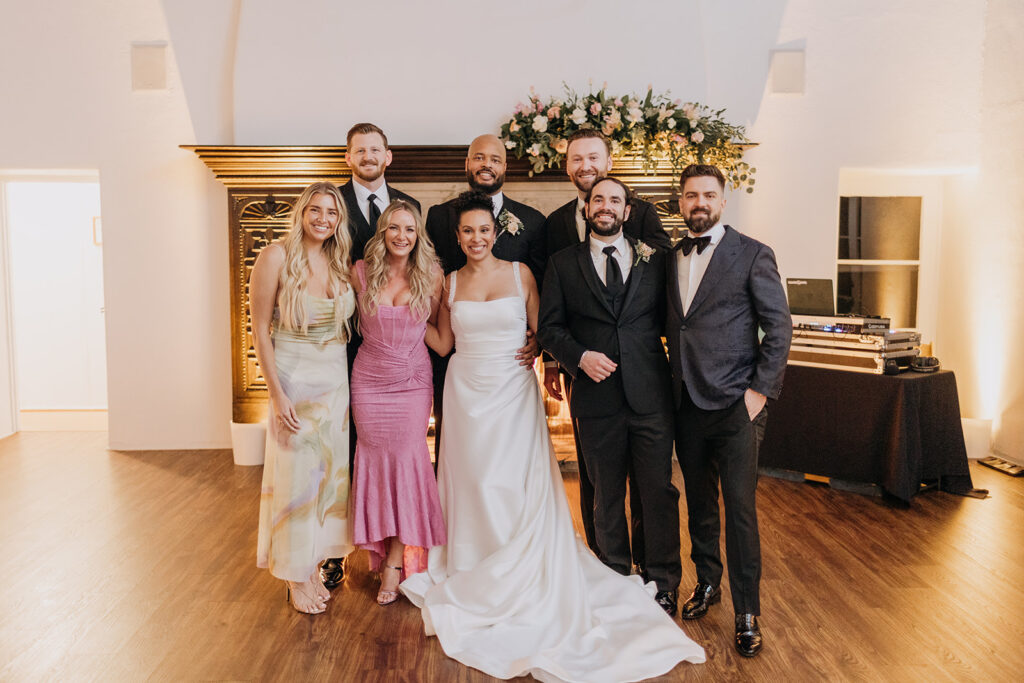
[185,145,690,423]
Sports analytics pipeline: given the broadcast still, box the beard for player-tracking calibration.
[353,160,385,183]
[570,170,602,193]
[684,207,721,234]
[588,211,625,237]
[466,167,505,194]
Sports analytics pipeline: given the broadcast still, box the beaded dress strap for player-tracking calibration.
[511,261,523,299]
[447,271,457,307]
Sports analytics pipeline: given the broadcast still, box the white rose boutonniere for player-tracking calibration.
[497,209,525,238]
[633,241,655,267]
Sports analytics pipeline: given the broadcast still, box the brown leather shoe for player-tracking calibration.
[680,581,721,620]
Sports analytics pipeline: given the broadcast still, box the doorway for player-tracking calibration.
[1,175,107,431]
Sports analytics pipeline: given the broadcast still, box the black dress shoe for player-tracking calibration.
[321,557,346,590]
[654,590,678,617]
[735,614,763,657]
[680,581,721,620]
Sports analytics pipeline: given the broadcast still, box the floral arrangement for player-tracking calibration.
[500,83,756,192]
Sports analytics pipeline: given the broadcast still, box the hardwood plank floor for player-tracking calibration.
[0,431,1021,681]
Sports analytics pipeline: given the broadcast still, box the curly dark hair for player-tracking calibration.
[451,190,495,225]
[583,176,635,204]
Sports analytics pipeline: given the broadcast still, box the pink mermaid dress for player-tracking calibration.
[350,260,446,575]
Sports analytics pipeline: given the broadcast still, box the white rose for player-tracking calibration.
[528,143,542,156]
[667,118,676,129]
[691,130,705,144]
[505,140,516,149]
[571,107,589,125]
[532,115,549,133]
[627,107,644,123]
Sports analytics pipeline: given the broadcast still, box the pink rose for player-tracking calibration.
[536,101,545,113]
[691,130,705,144]
[590,102,602,115]
[548,105,561,118]
[614,98,623,107]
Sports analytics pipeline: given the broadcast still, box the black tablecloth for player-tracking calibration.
[760,365,974,502]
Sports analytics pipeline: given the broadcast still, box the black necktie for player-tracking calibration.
[367,193,381,228]
[680,234,712,256]
[603,245,623,297]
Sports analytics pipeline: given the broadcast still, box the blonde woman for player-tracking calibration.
[349,200,446,605]
[251,181,356,614]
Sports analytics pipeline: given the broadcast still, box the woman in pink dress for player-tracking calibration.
[350,199,447,605]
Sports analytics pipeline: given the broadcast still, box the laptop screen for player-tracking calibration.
[786,278,835,316]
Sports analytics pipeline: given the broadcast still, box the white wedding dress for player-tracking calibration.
[401,263,705,682]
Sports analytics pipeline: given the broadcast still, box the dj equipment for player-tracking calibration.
[911,356,941,373]
[792,314,891,335]
[788,327,922,374]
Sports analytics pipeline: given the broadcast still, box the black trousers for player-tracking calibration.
[566,374,645,570]
[675,387,766,615]
[429,348,450,473]
[576,407,680,592]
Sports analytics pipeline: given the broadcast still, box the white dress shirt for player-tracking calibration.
[575,197,587,242]
[589,232,632,286]
[490,191,505,218]
[352,180,390,225]
[676,222,726,315]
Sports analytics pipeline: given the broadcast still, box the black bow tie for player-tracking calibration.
[680,234,712,256]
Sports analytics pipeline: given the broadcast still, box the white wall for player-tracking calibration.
[0,0,232,449]
[2,0,1018,452]
[939,0,1024,459]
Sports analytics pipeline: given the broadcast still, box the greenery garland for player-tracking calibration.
[500,83,756,192]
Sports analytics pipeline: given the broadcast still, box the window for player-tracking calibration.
[836,196,921,328]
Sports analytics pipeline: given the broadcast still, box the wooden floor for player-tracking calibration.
[1,432,1022,682]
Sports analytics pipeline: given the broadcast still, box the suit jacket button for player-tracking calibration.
[680,324,687,330]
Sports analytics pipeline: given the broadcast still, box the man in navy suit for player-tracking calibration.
[666,164,791,656]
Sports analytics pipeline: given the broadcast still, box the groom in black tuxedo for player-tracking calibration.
[666,164,791,656]
[541,130,670,569]
[425,134,543,463]
[539,176,681,616]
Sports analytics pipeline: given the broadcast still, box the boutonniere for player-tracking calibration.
[633,241,655,266]
[497,208,524,237]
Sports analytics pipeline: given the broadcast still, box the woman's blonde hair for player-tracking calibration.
[277,181,353,341]
[361,200,439,323]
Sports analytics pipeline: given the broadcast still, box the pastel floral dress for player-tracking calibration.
[257,289,356,582]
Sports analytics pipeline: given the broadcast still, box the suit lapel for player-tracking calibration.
[342,181,371,237]
[619,237,645,313]
[667,244,685,321]
[563,200,582,246]
[685,226,741,317]
[575,243,615,317]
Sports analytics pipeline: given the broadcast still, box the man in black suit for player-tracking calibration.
[666,164,791,656]
[539,176,681,616]
[542,129,669,569]
[425,134,542,462]
[339,122,421,260]
[323,123,420,591]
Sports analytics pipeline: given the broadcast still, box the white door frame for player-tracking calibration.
[0,170,102,435]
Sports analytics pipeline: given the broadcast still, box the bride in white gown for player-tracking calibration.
[402,192,705,682]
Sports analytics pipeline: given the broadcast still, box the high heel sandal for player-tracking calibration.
[287,581,327,614]
[376,563,403,606]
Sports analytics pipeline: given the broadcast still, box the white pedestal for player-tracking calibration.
[961,418,992,460]
[230,421,267,466]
